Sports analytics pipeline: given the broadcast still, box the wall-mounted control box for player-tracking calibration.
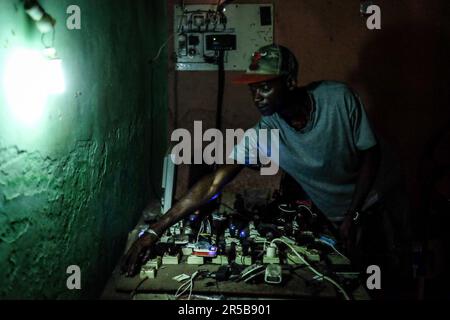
[174,4,274,71]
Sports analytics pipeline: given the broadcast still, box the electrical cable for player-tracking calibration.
[270,238,351,300]
[317,238,349,261]
[278,204,296,213]
[130,277,149,300]
[215,50,225,131]
[149,2,186,65]
[297,204,315,216]
[149,34,174,64]
[175,271,199,300]
[196,221,204,243]
[330,245,348,260]
[196,218,209,243]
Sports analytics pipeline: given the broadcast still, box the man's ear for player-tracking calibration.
[285,75,297,91]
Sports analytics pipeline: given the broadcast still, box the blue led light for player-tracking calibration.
[239,230,246,238]
[209,193,220,201]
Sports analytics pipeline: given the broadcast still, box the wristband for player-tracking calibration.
[345,210,361,224]
[143,228,160,239]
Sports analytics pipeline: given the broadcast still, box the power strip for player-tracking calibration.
[292,245,320,262]
[286,253,306,265]
[212,255,228,265]
[187,255,204,265]
[265,264,282,284]
[263,256,280,264]
[162,253,180,265]
[145,257,162,270]
[140,266,156,279]
[182,247,193,256]
[236,255,252,266]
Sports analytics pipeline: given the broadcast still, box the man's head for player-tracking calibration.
[233,44,299,116]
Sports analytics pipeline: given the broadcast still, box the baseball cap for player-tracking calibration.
[232,44,298,84]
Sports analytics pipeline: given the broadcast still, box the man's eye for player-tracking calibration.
[260,86,271,93]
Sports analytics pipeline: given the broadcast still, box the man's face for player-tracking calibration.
[249,77,286,116]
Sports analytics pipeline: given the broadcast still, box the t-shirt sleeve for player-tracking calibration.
[227,118,271,165]
[348,90,378,151]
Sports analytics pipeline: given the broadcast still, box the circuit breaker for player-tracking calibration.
[174,3,274,71]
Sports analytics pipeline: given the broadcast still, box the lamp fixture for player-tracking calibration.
[24,0,56,34]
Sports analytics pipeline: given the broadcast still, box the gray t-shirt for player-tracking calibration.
[229,81,377,219]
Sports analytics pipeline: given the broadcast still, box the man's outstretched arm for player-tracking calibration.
[151,163,244,235]
[122,163,244,276]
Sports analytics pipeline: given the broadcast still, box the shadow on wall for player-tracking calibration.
[351,1,450,237]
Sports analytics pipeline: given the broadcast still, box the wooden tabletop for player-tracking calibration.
[113,262,360,299]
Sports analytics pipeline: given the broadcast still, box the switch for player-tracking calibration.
[178,34,187,56]
[193,15,205,29]
[188,35,200,46]
[188,47,197,58]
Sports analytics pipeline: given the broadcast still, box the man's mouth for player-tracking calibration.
[257,103,275,115]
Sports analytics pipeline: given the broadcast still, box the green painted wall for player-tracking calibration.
[0,0,167,299]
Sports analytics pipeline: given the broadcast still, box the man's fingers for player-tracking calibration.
[126,249,140,277]
[126,242,144,277]
[120,248,133,274]
[121,241,138,274]
[143,248,151,262]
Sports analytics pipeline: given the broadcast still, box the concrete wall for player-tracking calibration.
[168,0,450,233]
[0,0,167,299]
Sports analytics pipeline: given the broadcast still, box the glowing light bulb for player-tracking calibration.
[3,48,65,125]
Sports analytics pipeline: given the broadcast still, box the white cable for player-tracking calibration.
[330,243,349,260]
[175,271,198,300]
[270,238,351,300]
[196,220,204,243]
[331,245,348,260]
[278,204,296,213]
[150,34,174,63]
[196,218,212,243]
[150,4,187,64]
[206,219,212,234]
[316,238,349,261]
[297,204,315,216]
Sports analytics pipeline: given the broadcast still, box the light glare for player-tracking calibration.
[3,49,65,125]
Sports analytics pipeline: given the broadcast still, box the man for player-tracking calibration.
[122,44,380,276]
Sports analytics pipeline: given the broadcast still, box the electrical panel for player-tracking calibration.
[174,4,274,71]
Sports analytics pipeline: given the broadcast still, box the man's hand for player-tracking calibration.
[120,232,158,277]
[119,164,243,277]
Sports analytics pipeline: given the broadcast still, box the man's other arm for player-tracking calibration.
[348,144,381,213]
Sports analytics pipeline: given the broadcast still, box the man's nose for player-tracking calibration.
[254,89,263,102]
